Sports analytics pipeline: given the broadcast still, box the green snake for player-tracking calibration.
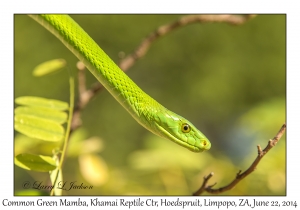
[29,15,211,152]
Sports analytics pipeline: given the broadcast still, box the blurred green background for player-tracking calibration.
[14,14,286,195]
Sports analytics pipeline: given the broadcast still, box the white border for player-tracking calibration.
[2,0,299,208]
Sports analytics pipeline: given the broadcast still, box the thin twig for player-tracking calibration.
[192,172,215,196]
[193,123,286,195]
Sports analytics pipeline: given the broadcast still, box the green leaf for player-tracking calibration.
[14,114,64,142]
[15,106,68,124]
[14,134,40,155]
[15,96,69,111]
[32,59,66,77]
[14,153,57,172]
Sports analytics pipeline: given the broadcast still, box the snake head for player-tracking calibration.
[152,108,211,152]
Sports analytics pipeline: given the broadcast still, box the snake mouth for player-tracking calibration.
[154,122,205,152]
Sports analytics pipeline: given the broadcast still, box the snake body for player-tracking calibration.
[30,15,211,152]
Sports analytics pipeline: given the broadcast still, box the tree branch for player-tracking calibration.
[119,14,256,71]
[193,123,286,195]
[70,61,105,131]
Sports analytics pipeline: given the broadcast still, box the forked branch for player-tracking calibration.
[193,123,286,195]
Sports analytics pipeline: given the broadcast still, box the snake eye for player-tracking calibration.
[181,123,191,133]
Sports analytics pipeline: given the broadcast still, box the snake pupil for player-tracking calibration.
[182,123,191,133]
